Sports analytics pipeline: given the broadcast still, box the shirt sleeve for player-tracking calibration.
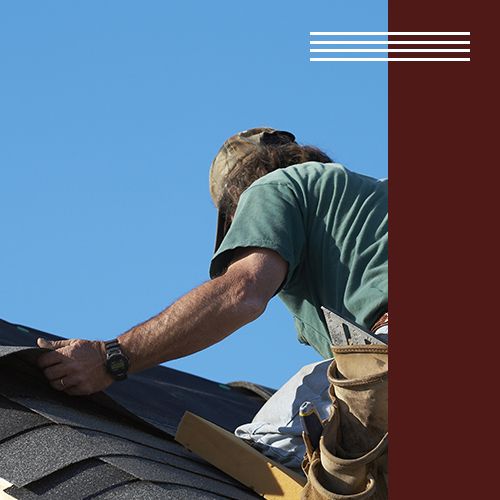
[209,181,306,288]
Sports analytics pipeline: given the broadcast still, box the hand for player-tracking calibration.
[36,338,114,396]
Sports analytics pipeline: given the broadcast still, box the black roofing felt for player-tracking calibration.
[0,319,266,499]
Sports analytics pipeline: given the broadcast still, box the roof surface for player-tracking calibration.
[0,319,275,499]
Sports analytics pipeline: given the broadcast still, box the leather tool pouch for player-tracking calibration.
[301,345,388,500]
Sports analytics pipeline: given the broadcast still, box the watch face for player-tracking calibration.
[107,353,129,379]
[109,357,126,372]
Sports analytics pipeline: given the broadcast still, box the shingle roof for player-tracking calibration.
[0,319,272,499]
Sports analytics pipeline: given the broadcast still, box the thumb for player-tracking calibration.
[37,338,73,350]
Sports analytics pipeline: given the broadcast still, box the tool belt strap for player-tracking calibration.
[371,312,388,333]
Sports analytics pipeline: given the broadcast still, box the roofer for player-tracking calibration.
[37,127,388,499]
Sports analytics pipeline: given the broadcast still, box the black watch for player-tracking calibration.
[104,339,129,381]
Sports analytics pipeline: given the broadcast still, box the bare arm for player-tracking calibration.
[37,248,288,395]
[119,247,287,372]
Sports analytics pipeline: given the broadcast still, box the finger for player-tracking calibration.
[37,350,66,369]
[48,373,79,392]
[37,338,73,350]
[48,377,67,392]
[43,363,68,382]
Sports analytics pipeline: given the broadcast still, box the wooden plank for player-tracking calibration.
[175,412,306,500]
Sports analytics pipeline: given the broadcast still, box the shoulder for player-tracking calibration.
[243,162,372,201]
[240,163,386,208]
[240,162,344,201]
[249,162,346,188]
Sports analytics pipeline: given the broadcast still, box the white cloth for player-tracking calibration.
[235,359,332,469]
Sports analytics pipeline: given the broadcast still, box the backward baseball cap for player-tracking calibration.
[209,127,296,253]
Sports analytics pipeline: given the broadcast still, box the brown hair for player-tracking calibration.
[218,142,333,220]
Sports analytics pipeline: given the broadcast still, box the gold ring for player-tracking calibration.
[60,378,65,388]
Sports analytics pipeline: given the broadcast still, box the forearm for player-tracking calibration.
[118,273,264,373]
[36,248,287,395]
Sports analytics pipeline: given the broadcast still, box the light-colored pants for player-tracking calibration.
[235,358,332,469]
[235,324,388,469]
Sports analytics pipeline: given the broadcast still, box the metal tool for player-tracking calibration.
[299,401,323,450]
[321,307,387,346]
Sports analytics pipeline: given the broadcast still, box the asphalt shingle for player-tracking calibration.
[0,319,264,499]
[0,396,51,442]
[5,459,135,499]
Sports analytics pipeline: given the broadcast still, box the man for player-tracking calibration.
[37,126,387,396]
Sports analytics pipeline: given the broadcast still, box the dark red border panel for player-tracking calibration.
[389,4,494,499]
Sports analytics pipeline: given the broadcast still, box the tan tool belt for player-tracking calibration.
[301,344,388,500]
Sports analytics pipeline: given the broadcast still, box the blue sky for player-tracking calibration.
[0,1,387,388]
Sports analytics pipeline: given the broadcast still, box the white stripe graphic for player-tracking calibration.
[310,48,470,53]
[310,32,470,36]
[309,31,471,61]
[310,40,470,45]
[310,58,471,62]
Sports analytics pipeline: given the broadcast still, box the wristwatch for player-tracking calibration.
[104,339,129,381]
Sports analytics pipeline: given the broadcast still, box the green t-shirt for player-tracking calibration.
[210,162,388,359]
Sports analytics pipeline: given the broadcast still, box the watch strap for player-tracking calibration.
[104,339,129,381]
[104,339,122,357]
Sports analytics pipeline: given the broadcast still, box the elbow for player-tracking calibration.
[241,293,268,322]
[221,248,287,323]
[233,279,269,322]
